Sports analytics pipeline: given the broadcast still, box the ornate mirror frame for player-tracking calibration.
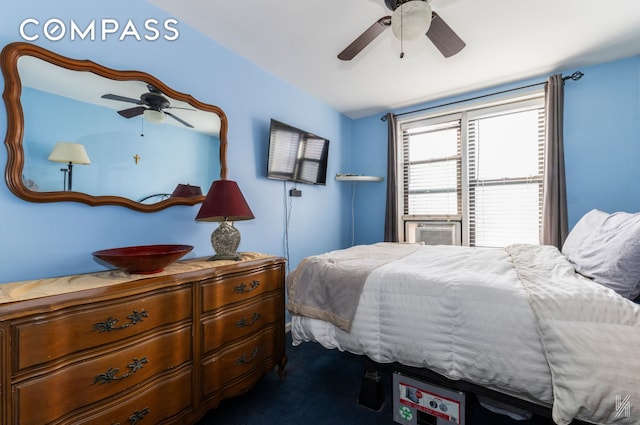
[1,42,228,212]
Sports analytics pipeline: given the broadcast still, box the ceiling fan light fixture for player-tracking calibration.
[391,0,432,40]
[143,109,165,124]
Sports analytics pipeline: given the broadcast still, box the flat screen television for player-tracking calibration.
[266,119,329,185]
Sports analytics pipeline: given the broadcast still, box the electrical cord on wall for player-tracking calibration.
[283,181,294,273]
[350,182,356,246]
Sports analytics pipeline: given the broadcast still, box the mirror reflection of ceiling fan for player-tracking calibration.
[338,0,465,60]
[101,84,195,128]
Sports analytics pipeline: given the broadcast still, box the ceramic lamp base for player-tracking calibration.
[209,220,242,261]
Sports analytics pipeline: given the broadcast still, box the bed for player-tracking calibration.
[287,210,640,425]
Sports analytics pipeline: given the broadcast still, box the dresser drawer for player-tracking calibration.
[13,325,192,425]
[202,265,282,312]
[13,286,192,372]
[70,368,192,425]
[202,293,283,354]
[201,325,282,397]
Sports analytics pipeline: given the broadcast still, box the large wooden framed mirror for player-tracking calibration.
[1,42,228,212]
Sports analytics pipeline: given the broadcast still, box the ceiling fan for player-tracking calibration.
[101,84,194,128]
[338,0,465,60]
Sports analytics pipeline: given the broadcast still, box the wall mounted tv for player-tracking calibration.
[266,119,329,185]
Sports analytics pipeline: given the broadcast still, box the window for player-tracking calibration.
[403,118,462,216]
[399,95,545,247]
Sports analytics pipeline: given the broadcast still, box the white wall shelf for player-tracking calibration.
[335,173,383,182]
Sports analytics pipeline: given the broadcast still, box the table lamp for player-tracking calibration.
[195,180,254,260]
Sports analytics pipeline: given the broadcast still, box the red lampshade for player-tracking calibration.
[171,183,202,198]
[195,180,255,222]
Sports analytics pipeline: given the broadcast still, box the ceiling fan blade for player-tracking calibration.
[164,111,194,128]
[426,12,466,57]
[117,106,146,118]
[338,16,391,61]
[102,93,141,104]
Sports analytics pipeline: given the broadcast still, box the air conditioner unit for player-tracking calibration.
[406,221,462,246]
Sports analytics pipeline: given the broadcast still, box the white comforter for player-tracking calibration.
[289,243,640,425]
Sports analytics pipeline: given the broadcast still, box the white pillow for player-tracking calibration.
[568,211,640,300]
[561,209,609,257]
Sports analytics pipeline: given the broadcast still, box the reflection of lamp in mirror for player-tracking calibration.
[171,184,202,198]
[143,109,165,124]
[48,142,91,191]
[195,180,254,261]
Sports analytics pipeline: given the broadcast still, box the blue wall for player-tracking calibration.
[350,56,640,245]
[0,0,352,283]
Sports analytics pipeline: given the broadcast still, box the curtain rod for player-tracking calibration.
[381,71,584,121]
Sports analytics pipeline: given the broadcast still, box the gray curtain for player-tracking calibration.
[542,74,569,248]
[384,112,399,242]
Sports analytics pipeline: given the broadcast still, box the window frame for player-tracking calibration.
[396,92,545,246]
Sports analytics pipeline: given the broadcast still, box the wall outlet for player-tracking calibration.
[289,189,302,197]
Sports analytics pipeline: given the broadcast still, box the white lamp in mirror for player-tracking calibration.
[48,142,91,191]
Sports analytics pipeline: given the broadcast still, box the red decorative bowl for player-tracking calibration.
[92,244,194,274]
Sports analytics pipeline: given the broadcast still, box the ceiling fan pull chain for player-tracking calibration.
[140,116,145,137]
[400,3,405,58]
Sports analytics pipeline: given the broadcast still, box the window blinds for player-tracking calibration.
[402,117,462,216]
[468,107,545,246]
[399,95,545,247]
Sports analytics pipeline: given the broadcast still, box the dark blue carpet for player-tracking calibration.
[196,332,393,424]
[195,332,557,425]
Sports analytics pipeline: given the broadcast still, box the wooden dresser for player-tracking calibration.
[0,253,287,425]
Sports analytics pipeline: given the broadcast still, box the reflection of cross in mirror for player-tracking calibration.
[134,154,141,165]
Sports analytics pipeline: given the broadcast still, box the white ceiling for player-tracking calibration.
[147,0,640,119]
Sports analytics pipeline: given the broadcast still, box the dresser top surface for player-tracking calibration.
[0,252,279,305]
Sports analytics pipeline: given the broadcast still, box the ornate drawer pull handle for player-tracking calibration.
[94,357,148,384]
[94,310,149,333]
[234,279,260,294]
[235,347,260,365]
[111,407,150,425]
[234,313,261,328]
